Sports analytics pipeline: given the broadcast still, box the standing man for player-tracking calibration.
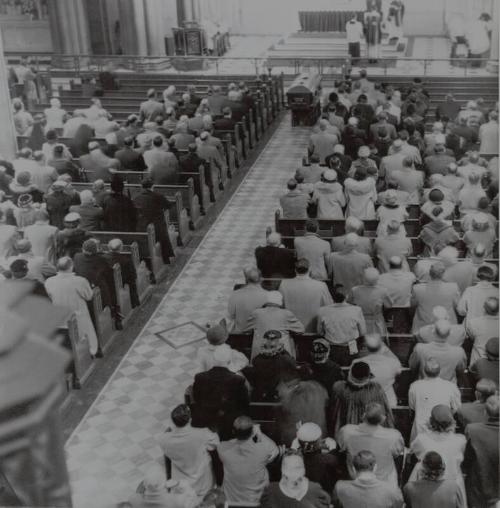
[346,14,364,66]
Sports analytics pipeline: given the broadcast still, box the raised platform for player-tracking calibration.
[266,31,407,67]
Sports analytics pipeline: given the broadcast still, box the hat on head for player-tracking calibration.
[323,169,337,182]
[10,258,28,273]
[432,306,449,321]
[348,361,373,387]
[472,213,489,229]
[206,324,228,345]
[358,146,370,157]
[297,422,322,443]
[17,194,33,207]
[263,330,283,340]
[88,141,100,151]
[199,131,209,141]
[52,179,68,189]
[430,404,454,426]
[266,291,283,306]
[486,337,499,358]
[16,171,32,186]
[64,212,81,224]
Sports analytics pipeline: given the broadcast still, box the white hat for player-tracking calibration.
[323,169,337,182]
[64,212,81,222]
[266,291,283,306]
[297,422,322,442]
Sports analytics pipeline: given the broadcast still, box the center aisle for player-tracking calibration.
[65,114,311,508]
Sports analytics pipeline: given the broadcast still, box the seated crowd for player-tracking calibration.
[3,79,265,358]
[114,73,499,508]
[7,71,499,507]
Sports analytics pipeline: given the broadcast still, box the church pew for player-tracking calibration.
[392,406,412,446]
[387,334,415,366]
[112,263,133,324]
[178,167,211,217]
[88,223,168,283]
[275,211,429,238]
[100,241,153,304]
[74,180,191,246]
[57,312,94,390]
[214,123,246,163]
[90,286,114,352]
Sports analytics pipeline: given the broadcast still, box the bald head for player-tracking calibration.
[345,216,363,234]
[108,238,123,252]
[267,232,281,247]
[435,319,451,339]
[365,333,382,353]
[244,266,261,284]
[364,267,380,286]
[485,395,499,418]
[344,232,359,250]
[424,358,441,378]
[484,297,499,316]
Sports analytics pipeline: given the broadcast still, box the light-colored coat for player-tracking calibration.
[411,281,460,332]
[294,234,331,280]
[279,275,333,331]
[45,272,99,355]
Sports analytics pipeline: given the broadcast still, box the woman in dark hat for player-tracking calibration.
[330,361,394,437]
[404,451,465,508]
[408,404,466,502]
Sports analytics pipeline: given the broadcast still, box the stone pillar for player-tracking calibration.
[117,0,148,55]
[184,0,194,21]
[0,30,18,160]
[47,0,91,54]
[487,0,499,73]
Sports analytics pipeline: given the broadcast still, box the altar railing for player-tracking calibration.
[4,52,497,78]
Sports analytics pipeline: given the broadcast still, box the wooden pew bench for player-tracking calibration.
[74,179,190,246]
[88,223,168,283]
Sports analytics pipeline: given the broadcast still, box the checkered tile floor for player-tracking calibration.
[65,114,310,508]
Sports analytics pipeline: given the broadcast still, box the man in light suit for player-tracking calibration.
[330,233,373,293]
[139,88,164,123]
[294,220,331,281]
[411,262,460,333]
[279,258,333,332]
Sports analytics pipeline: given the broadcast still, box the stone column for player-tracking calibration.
[0,30,19,160]
[117,0,148,55]
[47,0,91,54]
[487,0,499,73]
[184,0,194,21]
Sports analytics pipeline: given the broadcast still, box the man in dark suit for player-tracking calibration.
[73,239,120,327]
[464,395,499,508]
[255,232,296,279]
[132,178,173,263]
[213,106,237,132]
[101,175,137,232]
[114,136,147,171]
[192,345,249,440]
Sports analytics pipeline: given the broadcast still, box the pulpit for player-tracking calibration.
[173,22,207,56]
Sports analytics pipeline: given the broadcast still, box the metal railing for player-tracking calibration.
[4,52,498,78]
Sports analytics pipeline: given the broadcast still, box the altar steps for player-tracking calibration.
[266,34,406,66]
